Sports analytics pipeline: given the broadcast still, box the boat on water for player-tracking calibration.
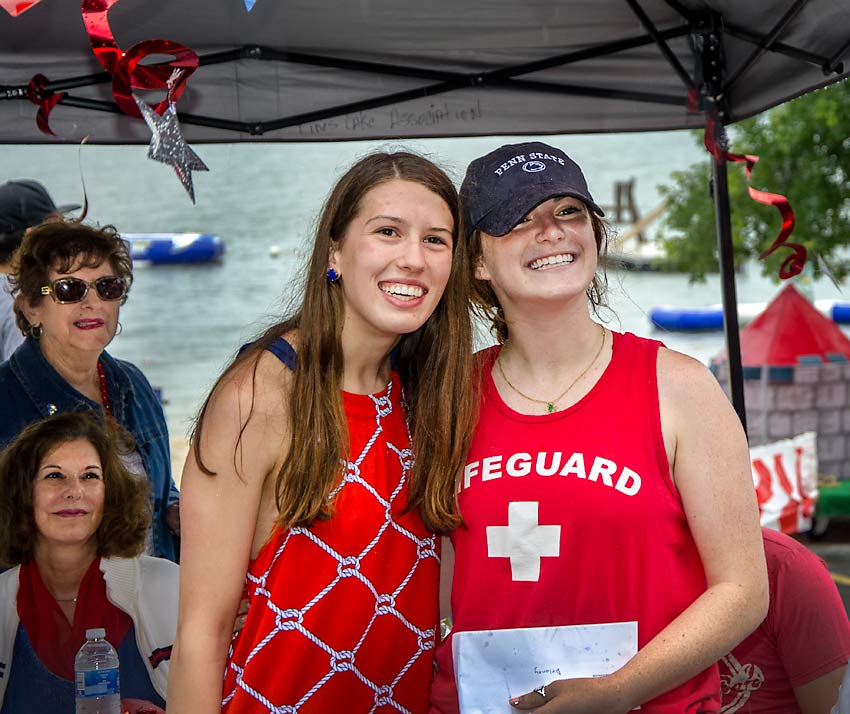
[651,299,850,331]
[124,233,224,265]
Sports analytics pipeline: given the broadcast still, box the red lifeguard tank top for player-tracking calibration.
[223,363,440,713]
[431,331,720,714]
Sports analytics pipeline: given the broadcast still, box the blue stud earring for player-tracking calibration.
[327,268,340,282]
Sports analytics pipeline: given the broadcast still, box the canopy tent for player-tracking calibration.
[2,0,850,429]
[715,283,850,367]
[1,1,849,142]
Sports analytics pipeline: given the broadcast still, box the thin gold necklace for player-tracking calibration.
[496,323,606,414]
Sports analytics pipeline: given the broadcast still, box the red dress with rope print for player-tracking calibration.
[222,347,439,714]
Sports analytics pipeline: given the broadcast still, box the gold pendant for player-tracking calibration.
[546,402,555,413]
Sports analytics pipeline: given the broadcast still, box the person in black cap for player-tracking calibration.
[430,141,768,714]
[0,180,79,362]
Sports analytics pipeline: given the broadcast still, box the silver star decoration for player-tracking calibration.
[134,94,208,203]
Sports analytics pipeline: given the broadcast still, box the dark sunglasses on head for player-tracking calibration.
[40,276,127,304]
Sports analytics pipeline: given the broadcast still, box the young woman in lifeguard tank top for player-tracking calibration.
[429,142,768,714]
[166,152,476,714]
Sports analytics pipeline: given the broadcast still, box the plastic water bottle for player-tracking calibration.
[75,628,121,714]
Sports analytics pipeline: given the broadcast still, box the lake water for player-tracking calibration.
[3,132,846,473]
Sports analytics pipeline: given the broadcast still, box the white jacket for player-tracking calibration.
[0,555,179,704]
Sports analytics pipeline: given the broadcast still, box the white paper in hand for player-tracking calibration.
[453,621,637,714]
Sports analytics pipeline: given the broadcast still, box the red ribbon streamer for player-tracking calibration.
[26,74,65,136]
[81,0,198,119]
[26,1,199,135]
[111,39,198,118]
[703,117,806,280]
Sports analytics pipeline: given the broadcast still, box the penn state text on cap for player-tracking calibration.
[0,180,81,235]
[460,141,604,237]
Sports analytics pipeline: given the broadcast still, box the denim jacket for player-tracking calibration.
[0,338,179,561]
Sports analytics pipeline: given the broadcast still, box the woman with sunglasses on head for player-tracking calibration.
[0,218,180,562]
[166,152,475,714]
[429,142,768,714]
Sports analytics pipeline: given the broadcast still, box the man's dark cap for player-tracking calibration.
[460,141,603,237]
[0,180,80,235]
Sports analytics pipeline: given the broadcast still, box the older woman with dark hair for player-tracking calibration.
[0,411,178,714]
[0,218,179,561]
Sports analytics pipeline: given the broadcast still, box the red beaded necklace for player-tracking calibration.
[96,360,112,416]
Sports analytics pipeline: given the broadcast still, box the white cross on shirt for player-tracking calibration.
[486,501,561,581]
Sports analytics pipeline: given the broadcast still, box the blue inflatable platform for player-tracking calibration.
[124,233,224,265]
[650,300,850,331]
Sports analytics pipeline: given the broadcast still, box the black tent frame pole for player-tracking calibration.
[698,17,747,432]
[711,129,747,432]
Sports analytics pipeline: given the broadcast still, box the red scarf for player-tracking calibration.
[17,557,132,680]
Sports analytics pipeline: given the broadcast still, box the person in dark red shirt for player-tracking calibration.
[720,528,850,714]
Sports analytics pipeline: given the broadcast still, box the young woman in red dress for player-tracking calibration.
[168,153,475,714]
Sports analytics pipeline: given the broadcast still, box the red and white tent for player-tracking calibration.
[716,283,850,367]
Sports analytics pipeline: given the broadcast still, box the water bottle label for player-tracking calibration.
[75,668,120,697]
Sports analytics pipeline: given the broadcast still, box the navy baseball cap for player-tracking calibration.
[460,141,603,237]
[0,180,80,234]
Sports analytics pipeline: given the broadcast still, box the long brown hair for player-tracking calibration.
[465,208,610,344]
[193,152,475,532]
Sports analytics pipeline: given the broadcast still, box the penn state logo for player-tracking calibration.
[522,160,546,173]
